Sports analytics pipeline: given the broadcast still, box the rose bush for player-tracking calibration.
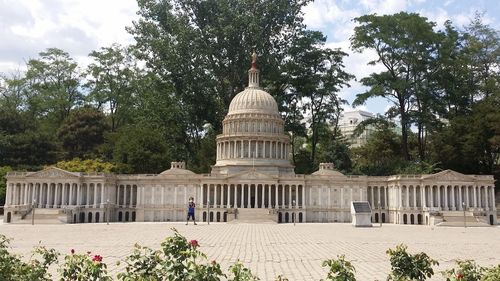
[1,231,500,281]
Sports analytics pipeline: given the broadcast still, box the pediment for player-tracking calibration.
[422,169,474,182]
[226,170,279,181]
[26,167,80,179]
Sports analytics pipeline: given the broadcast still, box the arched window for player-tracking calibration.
[88,212,93,223]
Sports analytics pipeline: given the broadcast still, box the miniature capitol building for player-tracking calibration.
[3,54,497,226]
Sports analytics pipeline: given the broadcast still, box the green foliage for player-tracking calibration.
[386,244,439,281]
[59,250,111,281]
[111,124,171,174]
[228,260,260,281]
[24,48,83,126]
[53,158,117,173]
[118,228,224,281]
[0,235,59,281]
[57,107,108,159]
[86,44,138,132]
[351,12,442,161]
[482,265,500,281]
[442,260,483,281]
[351,123,403,175]
[0,166,12,205]
[321,255,356,281]
[284,30,352,165]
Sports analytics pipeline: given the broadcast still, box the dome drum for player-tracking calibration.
[213,53,294,174]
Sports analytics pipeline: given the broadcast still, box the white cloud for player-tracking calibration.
[360,0,408,15]
[0,0,138,74]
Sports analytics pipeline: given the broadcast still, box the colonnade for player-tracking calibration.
[116,184,138,207]
[223,119,283,135]
[200,183,304,209]
[367,186,389,208]
[5,182,104,208]
[216,139,288,160]
[391,185,495,211]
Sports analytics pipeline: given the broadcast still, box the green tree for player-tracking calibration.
[86,44,138,132]
[128,0,312,170]
[286,30,352,167]
[351,120,403,175]
[57,107,108,159]
[351,12,441,160]
[0,166,12,206]
[112,124,171,173]
[24,48,83,126]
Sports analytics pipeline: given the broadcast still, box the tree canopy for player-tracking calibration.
[0,3,498,199]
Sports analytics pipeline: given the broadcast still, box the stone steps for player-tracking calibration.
[230,208,277,224]
[12,208,66,224]
[437,211,490,227]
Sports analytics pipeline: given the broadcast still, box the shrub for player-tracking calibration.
[118,228,224,280]
[321,255,356,281]
[59,249,111,281]
[228,260,260,281]
[442,260,483,281]
[386,244,439,281]
[0,235,58,281]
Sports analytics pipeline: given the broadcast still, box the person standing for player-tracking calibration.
[186,197,197,225]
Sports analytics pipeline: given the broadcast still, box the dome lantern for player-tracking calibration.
[248,51,259,88]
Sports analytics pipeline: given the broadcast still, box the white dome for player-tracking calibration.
[227,87,279,115]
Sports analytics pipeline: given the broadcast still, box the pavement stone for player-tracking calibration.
[0,222,499,280]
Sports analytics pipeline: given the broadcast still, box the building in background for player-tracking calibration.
[339,110,375,147]
[3,55,497,226]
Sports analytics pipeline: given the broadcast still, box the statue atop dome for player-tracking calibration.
[248,52,259,88]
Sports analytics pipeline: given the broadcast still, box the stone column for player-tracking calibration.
[94,183,97,208]
[458,186,463,210]
[444,185,450,210]
[268,185,271,208]
[233,185,238,208]
[240,185,244,208]
[275,185,279,208]
[410,186,415,208]
[221,184,225,207]
[247,184,251,208]
[490,187,496,210]
[473,186,477,208]
[405,186,409,208]
[437,186,441,209]
[288,185,292,208]
[302,185,306,208]
[101,184,105,206]
[227,184,231,208]
[255,141,258,158]
[214,184,218,207]
[261,185,265,208]
[281,185,285,208]
[47,184,52,207]
[421,186,426,208]
[39,184,44,206]
[465,186,470,208]
[263,141,266,158]
[484,186,489,210]
[451,186,455,210]
[124,186,128,207]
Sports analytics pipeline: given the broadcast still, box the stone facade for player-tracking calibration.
[3,55,497,225]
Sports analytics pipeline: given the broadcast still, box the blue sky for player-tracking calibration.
[1,0,498,115]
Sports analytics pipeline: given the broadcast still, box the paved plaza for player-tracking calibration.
[0,222,499,280]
